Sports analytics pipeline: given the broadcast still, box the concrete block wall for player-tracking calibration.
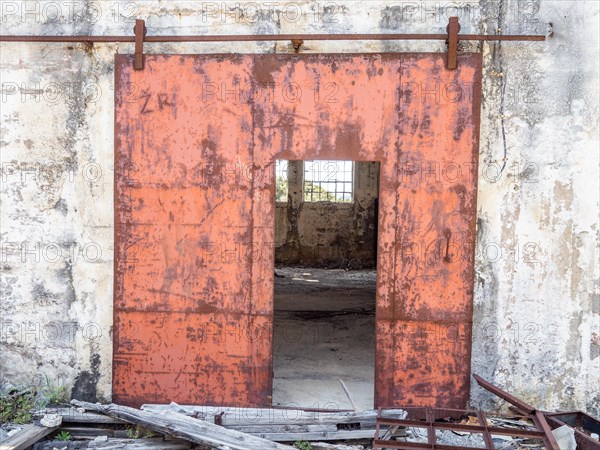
[0,1,598,414]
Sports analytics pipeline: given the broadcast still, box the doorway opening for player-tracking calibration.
[272,159,380,409]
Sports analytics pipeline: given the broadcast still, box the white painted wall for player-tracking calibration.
[1,0,598,414]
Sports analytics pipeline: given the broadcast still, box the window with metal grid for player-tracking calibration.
[303,160,354,202]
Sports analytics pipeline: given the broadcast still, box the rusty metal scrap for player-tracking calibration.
[474,376,600,449]
[373,374,600,449]
[373,406,555,450]
[473,374,537,415]
[544,411,600,450]
[472,374,600,450]
[473,374,560,449]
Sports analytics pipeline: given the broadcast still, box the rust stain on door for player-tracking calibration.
[114,53,482,408]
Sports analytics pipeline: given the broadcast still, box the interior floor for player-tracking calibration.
[272,267,376,410]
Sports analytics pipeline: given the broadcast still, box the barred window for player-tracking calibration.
[303,160,354,202]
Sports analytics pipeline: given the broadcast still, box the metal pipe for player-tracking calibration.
[0,33,546,43]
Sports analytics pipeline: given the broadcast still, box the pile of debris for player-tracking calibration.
[2,402,398,450]
[1,375,598,450]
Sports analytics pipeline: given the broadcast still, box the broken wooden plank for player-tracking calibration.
[57,426,130,439]
[380,424,400,440]
[311,444,367,450]
[86,437,192,449]
[30,436,192,450]
[233,423,338,433]
[0,424,58,450]
[71,400,296,450]
[339,379,358,411]
[34,407,125,424]
[248,429,377,441]
[142,403,406,427]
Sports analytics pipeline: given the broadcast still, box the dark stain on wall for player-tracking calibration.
[71,353,101,402]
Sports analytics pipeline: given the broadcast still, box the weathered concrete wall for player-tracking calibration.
[275,161,379,267]
[0,1,598,414]
[471,0,599,415]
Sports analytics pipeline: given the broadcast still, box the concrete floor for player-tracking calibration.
[272,267,376,410]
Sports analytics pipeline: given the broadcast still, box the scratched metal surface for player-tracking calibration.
[113,53,482,408]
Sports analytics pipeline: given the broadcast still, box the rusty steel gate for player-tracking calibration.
[113,53,482,408]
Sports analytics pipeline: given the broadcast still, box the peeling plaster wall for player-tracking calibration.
[0,1,598,413]
[471,0,600,415]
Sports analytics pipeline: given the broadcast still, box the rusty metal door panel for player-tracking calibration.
[114,53,481,408]
[382,55,481,408]
[394,56,480,322]
[250,54,481,408]
[114,55,271,406]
